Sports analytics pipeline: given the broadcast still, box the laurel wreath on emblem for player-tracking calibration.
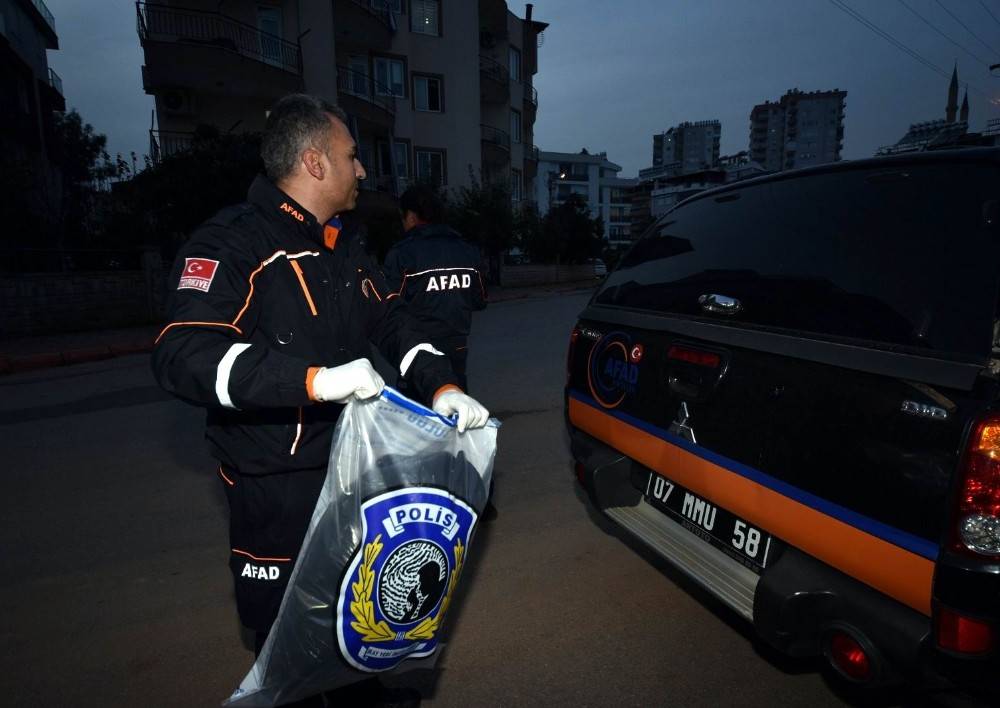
[349,532,466,643]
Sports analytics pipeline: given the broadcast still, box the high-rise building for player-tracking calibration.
[136,0,546,198]
[651,120,720,175]
[749,89,846,171]
[1,0,65,208]
[536,149,637,245]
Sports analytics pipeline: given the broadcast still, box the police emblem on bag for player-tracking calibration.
[336,487,478,671]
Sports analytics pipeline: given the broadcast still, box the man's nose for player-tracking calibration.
[355,159,366,180]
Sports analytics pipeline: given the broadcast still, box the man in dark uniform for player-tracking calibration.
[383,185,486,391]
[151,94,488,703]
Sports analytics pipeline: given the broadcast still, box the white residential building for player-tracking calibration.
[535,149,637,245]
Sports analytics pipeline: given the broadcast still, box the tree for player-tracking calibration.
[108,129,263,255]
[448,173,513,283]
[512,202,543,260]
[49,110,119,247]
[539,194,603,264]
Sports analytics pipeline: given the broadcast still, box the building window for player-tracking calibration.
[509,46,521,82]
[256,6,283,67]
[372,0,402,12]
[511,168,523,202]
[346,54,369,96]
[410,0,440,36]
[378,140,410,178]
[359,143,374,174]
[374,56,406,97]
[510,109,521,144]
[413,74,443,112]
[393,141,409,178]
[415,148,446,185]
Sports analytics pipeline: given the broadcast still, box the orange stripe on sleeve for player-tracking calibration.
[232,260,268,326]
[155,321,243,345]
[433,384,462,403]
[306,366,322,401]
[289,261,318,316]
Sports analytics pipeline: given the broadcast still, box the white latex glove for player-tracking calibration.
[433,389,490,433]
[311,358,384,404]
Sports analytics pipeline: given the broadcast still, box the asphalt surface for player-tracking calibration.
[0,289,966,707]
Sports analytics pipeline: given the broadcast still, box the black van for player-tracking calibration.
[565,149,1000,694]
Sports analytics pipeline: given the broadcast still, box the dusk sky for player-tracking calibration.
[45,0,1000,178]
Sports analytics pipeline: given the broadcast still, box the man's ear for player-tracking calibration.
[302,147,325,181]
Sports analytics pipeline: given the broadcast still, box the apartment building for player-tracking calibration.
[1,0,64,191]
[651,120,720,175]
[136,0,545,199]
[749,88,846,172]
[536,149,637,246]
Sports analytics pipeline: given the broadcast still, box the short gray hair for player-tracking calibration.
[261,94,349,183]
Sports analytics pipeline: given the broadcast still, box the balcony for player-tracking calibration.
[137,3,303,99]
[21,0,58,48]
[336,66,395,134]
[333,0,395,52]
[149,129,194,163]
[481,124,510,168]
[479,0,509,47]
[37,66,65,113]
[479,55,509,104]
[523,83,538,114]
[524,143,539,178]
[47,67,62,96]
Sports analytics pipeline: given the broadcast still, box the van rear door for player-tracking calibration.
[586,155,1000,615]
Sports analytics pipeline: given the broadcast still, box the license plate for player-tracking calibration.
[644,470,772,572]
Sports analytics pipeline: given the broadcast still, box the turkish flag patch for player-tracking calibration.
[178,258,220,292]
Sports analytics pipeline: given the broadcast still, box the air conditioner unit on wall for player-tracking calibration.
[161,88,195,116]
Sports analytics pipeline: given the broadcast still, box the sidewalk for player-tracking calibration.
[0,280,595,375]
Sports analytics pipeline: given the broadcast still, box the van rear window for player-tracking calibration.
[595,162,1000,360]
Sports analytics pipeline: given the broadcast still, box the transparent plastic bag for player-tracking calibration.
[225,387,498,707]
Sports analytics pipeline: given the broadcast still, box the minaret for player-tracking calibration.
[960,89,969,124]
[946,64,959,123]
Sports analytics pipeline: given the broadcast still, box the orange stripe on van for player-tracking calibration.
[567,396,935,616]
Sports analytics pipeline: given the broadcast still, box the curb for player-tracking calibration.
[2,340,155,376]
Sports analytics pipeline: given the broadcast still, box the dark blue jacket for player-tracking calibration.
[383,224,487,343]
[152,176,457,475]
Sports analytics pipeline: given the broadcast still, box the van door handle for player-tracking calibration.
[699,293,742,315]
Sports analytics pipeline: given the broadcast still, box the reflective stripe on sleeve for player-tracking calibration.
[216,342,252,409]
[399,343,444,377]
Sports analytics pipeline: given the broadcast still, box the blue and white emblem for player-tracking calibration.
[336,487,478,671]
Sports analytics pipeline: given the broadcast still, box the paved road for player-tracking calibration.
[0,291,936,707]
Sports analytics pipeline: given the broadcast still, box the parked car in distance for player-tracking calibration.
[566,148,1000,699]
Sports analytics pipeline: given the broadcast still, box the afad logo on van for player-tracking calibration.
[336,487,477,672]
[587,331,643,409]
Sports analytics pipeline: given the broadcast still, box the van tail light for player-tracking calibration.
[827,631,873,682]
[934,604,995,655]
[667,345,720,369]
[950,416,1000,557]
[566,327,580,384]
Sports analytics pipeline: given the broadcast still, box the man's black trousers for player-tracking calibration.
[220,465,326,637]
